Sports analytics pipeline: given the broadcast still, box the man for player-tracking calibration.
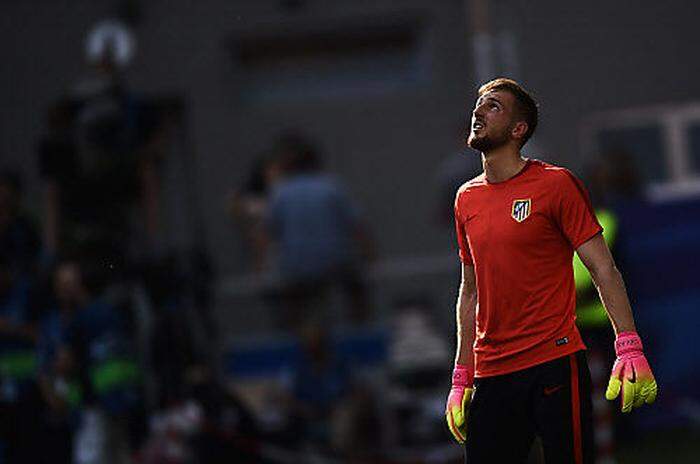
[266,133,373,328]
[444,78,657,463]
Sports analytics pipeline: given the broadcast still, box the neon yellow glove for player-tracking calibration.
[606,331,658,413]
[445,363,474,444]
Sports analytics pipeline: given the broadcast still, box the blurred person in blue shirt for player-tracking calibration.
[267,133,374,329]
[0,253,44,463]
[58,257,145,464]
[35,260,87,463]
[0,255,39,402]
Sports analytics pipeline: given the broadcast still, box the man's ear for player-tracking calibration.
[511,121,528,142]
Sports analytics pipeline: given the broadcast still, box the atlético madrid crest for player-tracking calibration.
[511,198,531,222]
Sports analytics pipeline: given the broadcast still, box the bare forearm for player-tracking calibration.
[591,265,636,335]
[577,234,637,336]
[455,286,477,366]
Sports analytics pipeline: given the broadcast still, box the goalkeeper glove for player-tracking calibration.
[445,363,474,444]
[605,331,658,413]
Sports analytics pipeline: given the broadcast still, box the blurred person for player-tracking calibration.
[284,323,349,453]
[267,132,374,329]
[227,151,283,272]
[34,260,88,463]
[445,78,658,463]
[0,169,41,273]
[572,211,618,463]
[281,323,382,460]
[574,156,633,334]
[586,149,644,215]
[59,257,145,464]
[0,254,43,463]
[38,38,167,267]
[576,151,645,354]
[574,153,647,462]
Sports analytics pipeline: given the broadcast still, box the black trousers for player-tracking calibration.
[465,351,594,464]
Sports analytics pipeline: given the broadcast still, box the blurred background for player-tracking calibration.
[1,0,699,462]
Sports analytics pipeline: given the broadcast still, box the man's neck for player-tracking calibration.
[482,145,526,183]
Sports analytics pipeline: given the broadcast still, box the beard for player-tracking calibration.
[466,128,510,152]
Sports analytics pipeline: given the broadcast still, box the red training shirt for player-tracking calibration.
[454,159,602,377]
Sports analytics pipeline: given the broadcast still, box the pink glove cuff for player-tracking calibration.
[615,331,644,356]
[452,363,475,387]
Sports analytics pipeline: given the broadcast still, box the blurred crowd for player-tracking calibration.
[228,132,376,331]
[0,27,455,463]
[0,38,220,463]
[0,135,456,463]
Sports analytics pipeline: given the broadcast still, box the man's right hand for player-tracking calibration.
[445,364,474,444]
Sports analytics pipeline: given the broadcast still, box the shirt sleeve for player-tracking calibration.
[454,194,473,265]
[554,170,603,249]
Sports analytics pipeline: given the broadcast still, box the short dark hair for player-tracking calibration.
[478,78,538,147]
[274,131,321,173]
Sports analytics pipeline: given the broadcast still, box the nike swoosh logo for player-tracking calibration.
[544,385,564,395]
